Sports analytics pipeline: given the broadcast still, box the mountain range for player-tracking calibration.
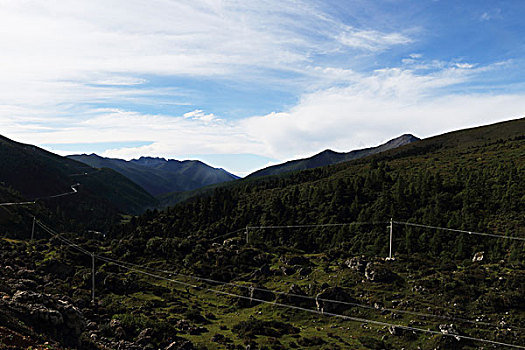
[247,134,420,178]
[0,118,523,349]
[67,154,239,196]
[0,135,157,233]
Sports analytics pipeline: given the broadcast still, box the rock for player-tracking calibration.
[472,251,484,262]
[279,284,314,307]
[388,325,403,336]
[316,287,356,314]
[110,319,122,329]
[281,266,296,276]
[165,338,195,350]
[282,255,310,266]
[57,300,85,336]
[365,262,398,282]
[188,326,207,335]
[211,333,225,342]
[31,305,64,326]
[439,324,460,340]
[114,326,126,340]
[136,328,154,345]
[12,290,43,303]
[345,256,368,273]
[175,319,191,331]
[16,268,37,279]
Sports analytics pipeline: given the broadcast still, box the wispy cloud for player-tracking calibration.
[480,8,502,21]
[338,29,413,51]
[13,61,525,175]
[1,1,523,175]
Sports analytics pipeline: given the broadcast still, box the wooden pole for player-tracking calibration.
[389,218,393,259]
[31,216,35,241]
[91,253,95,304]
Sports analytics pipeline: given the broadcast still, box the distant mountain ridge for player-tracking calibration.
[67,154,240,196]
[0,135,157,233]
[247,134,420,178]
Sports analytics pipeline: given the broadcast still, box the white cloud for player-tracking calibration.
[454,63,475,69]
[10,63,525,176]
[1,1,523,176]
[338,29,413,51]
[183,110,220,123]
[480,9,502,21]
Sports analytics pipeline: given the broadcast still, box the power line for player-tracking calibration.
[30,219,525,348]
[394,220,525,242]
[247,221,386,230]
[94,254,524,332]
[0,201,36,206]
[209,228,245,242]
[94,254,525,349]
[35,219,91,256]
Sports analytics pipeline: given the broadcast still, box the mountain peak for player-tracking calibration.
[68,153,238,196]
[247,134,420,178]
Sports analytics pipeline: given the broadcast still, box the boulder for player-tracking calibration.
[316,287,356,314]
[365,262,398,283]
[472,251,484,262]
[280,266,296,276]
[12,290,43,304]
[136,328,153,345]
[345,256,368,273]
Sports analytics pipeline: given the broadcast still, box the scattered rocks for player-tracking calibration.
[439,324,460,340]
[3,290,86,346]
[345,256,368,273]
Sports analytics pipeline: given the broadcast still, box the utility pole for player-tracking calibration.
[91,253,95,304]
[245,226,249,245]
[388,218,393,260]
[31,216,36,241]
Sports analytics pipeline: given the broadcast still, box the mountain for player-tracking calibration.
[0,135,157,232]
[247,134,420,178]
[130,117,525,246]
[106,118,524,349]
[67,154,239,196]
[1,118,524,350]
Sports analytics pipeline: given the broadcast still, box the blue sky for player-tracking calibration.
[1,0,524,176]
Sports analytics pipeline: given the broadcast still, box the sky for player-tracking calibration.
[1,0,525,176]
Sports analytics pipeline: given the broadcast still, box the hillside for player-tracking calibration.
[0,135,157,232]
[101,118,523,348]
[0,118,523,350]
[247,134,419,178]
[68,154,239,196]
